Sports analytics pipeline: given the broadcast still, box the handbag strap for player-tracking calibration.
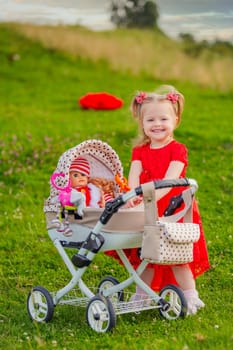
[141,182,157,224]
[141,182,193,225]
[162,188,193,223]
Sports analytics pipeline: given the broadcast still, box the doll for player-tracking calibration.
[69,157,116,207]
[69,157,101,208]
[50,157,116,236]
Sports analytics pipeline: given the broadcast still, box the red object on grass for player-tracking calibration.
[79,92,124,110]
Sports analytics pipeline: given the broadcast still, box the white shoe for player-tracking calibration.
[183,289,205,315]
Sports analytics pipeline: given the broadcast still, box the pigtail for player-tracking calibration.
[155,85,185,125]
[130,92,144,119]
[130,91,153,145]
[167,90,185,125]
[130,96,139,119]
[176,93,185,125]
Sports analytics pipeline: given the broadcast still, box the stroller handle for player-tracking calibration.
[135,178,198,195]
[100,178,198,225]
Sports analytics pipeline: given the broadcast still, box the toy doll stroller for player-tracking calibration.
[27,139,200,333]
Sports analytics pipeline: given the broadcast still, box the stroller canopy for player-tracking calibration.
[44,139,124,213]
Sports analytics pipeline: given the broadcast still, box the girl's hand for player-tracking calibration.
[124,196,143,208]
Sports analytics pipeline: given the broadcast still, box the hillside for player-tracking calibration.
[4,22,233,91]
[0,23,233,350]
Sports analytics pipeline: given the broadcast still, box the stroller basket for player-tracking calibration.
[27,139,199,333]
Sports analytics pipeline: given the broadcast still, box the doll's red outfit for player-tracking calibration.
[74,184,102,208]
[75,186,91,206]
[108,140,210,291]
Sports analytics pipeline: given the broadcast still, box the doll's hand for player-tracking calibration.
[70,190,86,216]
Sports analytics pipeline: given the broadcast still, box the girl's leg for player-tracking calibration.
[140,267,154,286]
[172,264,205,315]
[172,264,195,290]
[130,268,154,303]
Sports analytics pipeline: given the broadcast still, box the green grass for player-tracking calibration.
[0,24,233,349]
[6,22,233,90]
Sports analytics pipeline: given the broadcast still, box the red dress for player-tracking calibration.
[108,140,210,291]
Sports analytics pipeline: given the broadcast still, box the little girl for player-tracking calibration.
[126,85,210,315]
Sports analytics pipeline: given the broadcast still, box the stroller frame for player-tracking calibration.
[27,140,198,333]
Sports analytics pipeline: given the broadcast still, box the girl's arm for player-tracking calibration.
[126,160,185,207]
[128,160,142,188]
[126,160,142,207]
[156,160,185,200]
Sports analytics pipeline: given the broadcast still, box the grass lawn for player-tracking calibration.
[0,24,232,349]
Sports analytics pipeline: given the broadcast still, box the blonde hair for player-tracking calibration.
[89,177,115,197]
[130,85,185,145]
[89,177,116,208]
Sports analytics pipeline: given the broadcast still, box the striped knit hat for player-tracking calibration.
[69,157,90,176]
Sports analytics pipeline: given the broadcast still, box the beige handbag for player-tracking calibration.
[140,182,200,265]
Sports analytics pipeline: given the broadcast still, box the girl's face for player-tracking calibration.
[70,171,89,188]
[142,100,178,147]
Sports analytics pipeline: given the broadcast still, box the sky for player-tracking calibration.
[1,0,233,42]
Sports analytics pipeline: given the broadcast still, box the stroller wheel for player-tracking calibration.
[86,294,116,333]
[158,284,187,320]
[97,276,124,303]
[27,286,54,322]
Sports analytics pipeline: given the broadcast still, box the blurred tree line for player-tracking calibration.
[179,33,233,58]
[110,0,233,58]
[110,0,159,28]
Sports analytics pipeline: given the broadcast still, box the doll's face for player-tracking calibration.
[69,171,89,188]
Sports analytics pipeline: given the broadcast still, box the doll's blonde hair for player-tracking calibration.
[89,177,115,197]
[130,85,185,145]
[89,177,116,208]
